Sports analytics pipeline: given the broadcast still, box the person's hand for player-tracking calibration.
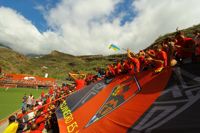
[155,67,164,73]
[127,48,131,58]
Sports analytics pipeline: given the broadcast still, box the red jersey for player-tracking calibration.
[129,63,135,75]
[129,57,140,73]
[75,79,85,90]
[48,88,53,95]
[156,50,168,67]
[35,115,45,131]
[46,98,51,104]
[123,60,130,71]
[176,37,195,58]
[139,56,145,64]
[108,65,116,76]
[115,62,122,74]
[17,113,23,119]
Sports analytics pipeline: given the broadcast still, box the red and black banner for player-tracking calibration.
[56,63,200,133]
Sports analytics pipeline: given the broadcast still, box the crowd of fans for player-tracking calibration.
[3,30,200,133]
[0,76,55,89]
[104,30,200,79]
[0,73,56,90]
[3,84,75,133]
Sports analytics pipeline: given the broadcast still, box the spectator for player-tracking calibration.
[115,60,122,75]
[155,46,168,67]
[69,72,86,91]
[127,49,140,73]
[16,118,25,133]
[27,107,35,122]
[122,59,130,73]
[3,115,18,133]
[27,94,34,109]
[34,111,45,132]
[32,96,36,107]
[21,94,27,111]
[174,31,195,61]
[146,49,166,73]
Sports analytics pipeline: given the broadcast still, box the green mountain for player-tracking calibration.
[0,49,124,83]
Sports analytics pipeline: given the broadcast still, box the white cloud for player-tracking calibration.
[0,0,200,55]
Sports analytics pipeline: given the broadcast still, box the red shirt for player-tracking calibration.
[129,63,135,74]
[35,116,45,131]
[139,56,145,64]
[115,62,122,74]
[176,37,195,58]
[129,57,140,73]
[75,79,85,90]
[123,60,130,71]
[17,113,23,119]
[108,65,116,76]
[156,50,168,67]
[46,98,51,104]
[49,88,53,95]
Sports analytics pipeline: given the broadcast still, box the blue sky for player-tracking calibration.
[110,0,136,26]
[0,0,136,32]
[0,0,59,32]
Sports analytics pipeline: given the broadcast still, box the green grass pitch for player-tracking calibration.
[0,88,48,120]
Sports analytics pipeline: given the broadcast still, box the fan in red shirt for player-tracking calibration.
[147,47,167,73]
[115,61,122,75]
[35,111,45,132]
[75,79,86,90]
[175,31,195,59]
[138,50,146,71]
[128,63,135,75]
[122,59,130,73]
[69,72,86,91]
[85,74,94,85]
[127,49,140,73]
[48,88,53,96]
[107,64,116,77]
[155,48,168,67]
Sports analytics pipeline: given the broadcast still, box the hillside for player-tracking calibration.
[0,49,123,83]
[0,23,200,83]
[0,48,30,73]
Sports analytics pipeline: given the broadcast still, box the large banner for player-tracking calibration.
[56,80,107,133]
[128,63,200,133]
[56,63,200,133]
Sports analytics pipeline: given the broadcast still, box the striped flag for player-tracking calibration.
[108,44,120,51]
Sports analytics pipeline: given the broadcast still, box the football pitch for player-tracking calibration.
[0,88,48,120]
